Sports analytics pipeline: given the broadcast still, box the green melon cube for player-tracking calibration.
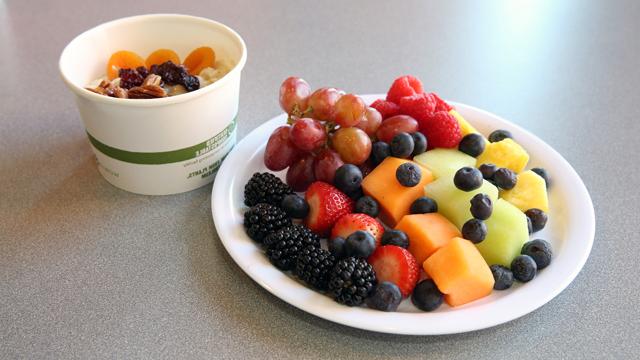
[475,199,529,267]
[424,174,499,229]
[413,149,476,179]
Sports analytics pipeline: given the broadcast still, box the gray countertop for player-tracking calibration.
[1,0,639,358]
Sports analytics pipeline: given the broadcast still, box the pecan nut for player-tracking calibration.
[128,85,167,99]
[142,74,162,87]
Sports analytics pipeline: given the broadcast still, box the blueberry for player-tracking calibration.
[411,279,443,312]
[381,229,409,248]
[493,168,517,190]
[365,281,403,312]
[410,132,428,156]
[461,219,487,243]
[329,236,347,259]
[370,141,390,166]
[469,193,492,220]
[521,239,553,269]
[334,164,363,194]
[525,208,548,233]
[458,133,486,157]
[347,187,364,201]
[488,129,513,143]
[345,230,376,258]
[390,132,414,158]
[531,167,550,188]
[490,265,514,290]
[396,163,421,187]
[280,194,309,219]
[453,167,483,191]
[479,163,498,180]
[410,196,438,214]
[511,255,537,282]
[354,196,380,217]
[527,217,533,235]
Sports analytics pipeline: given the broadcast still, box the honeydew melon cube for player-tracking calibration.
[475,199,529,267]
[424,173,499,229]
[414,149,476,179]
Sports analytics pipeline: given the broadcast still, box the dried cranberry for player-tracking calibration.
[136,66,149,79]
[118,68,145,89]
[150,61,200,92]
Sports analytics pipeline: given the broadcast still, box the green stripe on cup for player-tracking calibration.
[87,116,236,165]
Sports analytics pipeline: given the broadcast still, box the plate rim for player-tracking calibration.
[211,95,595,335]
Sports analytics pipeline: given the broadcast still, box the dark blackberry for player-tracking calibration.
[328,257,376,306]
[151,60,199,91]
[181,73,200,92]
[243,203,291,244]
[295,246,336,290]
[118,68,145,89]
[244,172,293,207]
[265,225,320,271]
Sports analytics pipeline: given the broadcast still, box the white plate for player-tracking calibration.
[211,95,595,335]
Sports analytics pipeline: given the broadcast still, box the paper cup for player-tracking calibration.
[59,14,247,195]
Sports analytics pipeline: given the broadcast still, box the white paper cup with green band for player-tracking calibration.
[59,14,247,195]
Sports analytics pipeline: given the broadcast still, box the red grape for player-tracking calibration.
[331,127,372,165]
[307,87,342,121]
[279,77,311,115]
[376,115,419,143]
[355,107,382,137]
[264,126,300,171]
[314,148,344,184]
[286,154,316,192]
[334,94,366,127]
[290,118,327,151]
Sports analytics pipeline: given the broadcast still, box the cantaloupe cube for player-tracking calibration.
[476,138,529,173]
[423,237,494,307]
[500,170,549,212]
[362,157,434,226]
[450,110,480,137]
[395,213,461,265]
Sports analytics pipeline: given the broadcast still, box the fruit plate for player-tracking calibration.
[211,94,595,335]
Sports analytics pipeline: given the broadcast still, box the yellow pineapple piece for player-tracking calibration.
[449,110,479,136]
[501,170,549,212]
[476,138,529,173]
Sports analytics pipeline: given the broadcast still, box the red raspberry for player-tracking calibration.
[398,93,436,121]
[386,75,424,103]
[370,99,400,119]
[431,92,454,112]
[419,111,462,149]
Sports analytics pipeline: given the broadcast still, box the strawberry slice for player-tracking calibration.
[330,213,384,246]
[304,181,354,236]
[368,245,419,297]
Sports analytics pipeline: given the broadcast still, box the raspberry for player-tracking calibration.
[419,111,462,149]
[370,99,400,119]
[386,75,424,104]
[431,92,454,112]
[398,93,436,121]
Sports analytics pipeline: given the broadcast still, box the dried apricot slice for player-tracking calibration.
[106,50,145,80]
[183,46,216,75]
[145,49,180,68]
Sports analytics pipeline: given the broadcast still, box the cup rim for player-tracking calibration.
[58,13,247,107]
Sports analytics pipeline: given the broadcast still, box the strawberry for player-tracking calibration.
[386,75,424,104]
[304,181,354,236]
[367,245,419,297]
[330,213,384,246]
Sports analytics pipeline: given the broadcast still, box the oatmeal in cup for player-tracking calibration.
[59,14,247,195]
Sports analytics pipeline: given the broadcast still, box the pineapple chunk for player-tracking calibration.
[476,138,529,173]
[449,110,479,136]
[501,170,549,212]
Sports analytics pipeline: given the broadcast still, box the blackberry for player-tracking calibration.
[265,225,320,271]
[243,203,291,244]
[295,246,336,290]
[244,172,293,207]
[328,257,376,306]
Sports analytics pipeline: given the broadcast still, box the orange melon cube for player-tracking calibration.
[423,237,495,307]
[395,213,460,265]
[361,157,433,226]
